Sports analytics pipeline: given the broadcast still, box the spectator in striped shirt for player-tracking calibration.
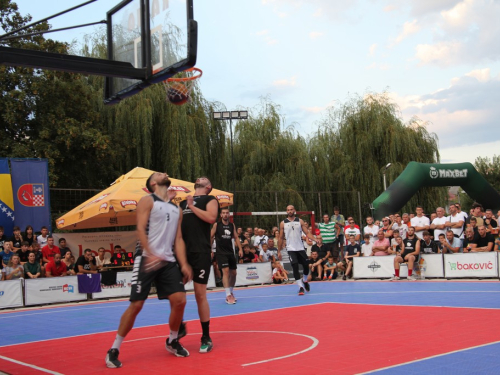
[316,214,341,261]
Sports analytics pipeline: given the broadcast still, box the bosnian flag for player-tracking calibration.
[0,158,14,236]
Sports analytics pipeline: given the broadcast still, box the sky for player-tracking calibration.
[11,0,500,164]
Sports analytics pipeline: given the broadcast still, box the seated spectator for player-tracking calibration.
[440,230,462,254]
[463,228,478,252]
[361,234,373,257]
[240,244,257,263]
[307,250,323,281]
[311,236,330,264]
[96,247,111,269]
[3,254,24,280]
[248,245,261,262]
[340,235,360,280]
[41,236,60,265]
[0,241,14,269]
[420,231,439,254]
[62,251,76,275]
[58,238,72,259]
[267,239,280,261]
[10,226,23,252]
[495,238,500,252]
[17,241,31,264]
[23,225,35,247]
[323,256,338,280]
[390,229,400,247]
[470,225,494,252]
[259,243,275,262]
[75,248,98,274]
[46,253,68,277]
[24,252,41,278]
[0,226,7,251]
[272,261,288,284]
[391,226,420,281]
[372,230,390,256]
[37,226,49,247]
[391,236,404,255]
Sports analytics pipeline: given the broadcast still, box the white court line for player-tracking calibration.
[357,339,500,374]
[0,354,63,375]
[125,330,319,367]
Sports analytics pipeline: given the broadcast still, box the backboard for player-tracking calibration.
[105,0,197,104]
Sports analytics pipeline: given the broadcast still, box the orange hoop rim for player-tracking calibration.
[165,67,202,83]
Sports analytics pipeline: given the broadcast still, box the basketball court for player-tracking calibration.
[1,280,500,374]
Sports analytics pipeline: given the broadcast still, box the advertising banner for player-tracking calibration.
[10,159,51,233]
[93,271,133,299]
[353,256,396,279]
[25,276,87,306]
[444,252,498,278]
[236,262,272,286]
[53,231,137,259]
[0,279,23,309]
[420,254,444,278]
[0,158,15,237]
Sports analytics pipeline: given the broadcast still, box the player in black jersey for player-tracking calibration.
[211,207,243,305]
[391,226,420,281]
[179,177,218,353]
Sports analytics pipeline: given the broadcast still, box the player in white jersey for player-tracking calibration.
[278,205,317,295]
[106,172,193,368]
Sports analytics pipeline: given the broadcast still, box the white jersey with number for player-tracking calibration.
[145,194,179,262]
[284,217,304,252]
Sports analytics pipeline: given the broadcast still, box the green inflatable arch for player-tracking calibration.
[372,162,500,219]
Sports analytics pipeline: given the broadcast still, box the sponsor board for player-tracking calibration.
[444,252,498,278]
[236,262,272,286]
[24,276,87,306]
[0,279,23,309]
[92,272,133,299]
[353,256,396,278]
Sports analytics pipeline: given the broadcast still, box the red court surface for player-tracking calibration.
[1,303,500,375]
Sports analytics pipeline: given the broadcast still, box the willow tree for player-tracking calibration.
[312,93,448,218]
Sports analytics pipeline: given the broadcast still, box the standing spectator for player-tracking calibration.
[380,217,394,241]
[340,235,360,280]
[361,234,373,257]
[0,226,7,250]
[484,210,498,233]
[428,212,437,240]
[253,228,268,252]
[24,252,41,278]
[411,206,430,240]
[45,253,68,277]
[23,225,35,247]
[3,254,24,280]
[447,203,466,241]
[251,227,259,243]
[75,248,98,274]
[420,231,439,254]
[391,227,420,281]
[37,226,49,247]
[467,202,484,227]
[455,203,468,220]
[323,256,338,280]
[0,241,14,269]
[62,252,76,275]
[317,213,341,260]
[363,216,379,244]
[236,227,245,244]
[267,239,280,261]
[10,226,23,251]
[469,218,480,237]
[58,238,72,259]
[440,230,462,254]
[392,214,408,240]
[95,247,111,269]
[16,241,30,264]
[344,219,361,244]
[470,226,494,252]
[430,207,448,241]
[331,207,346,253]
[41,236,60,265]
[372,230,390,256]
[402,213,411,227]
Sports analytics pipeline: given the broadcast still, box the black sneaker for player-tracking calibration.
[178,322,187,339]
[166,338,190,357]
[105,348,122,368]
[304,281,310,292]
[199,335,213,353]
[298,287,305,295]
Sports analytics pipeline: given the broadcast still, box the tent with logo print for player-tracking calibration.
[55,167,233,230]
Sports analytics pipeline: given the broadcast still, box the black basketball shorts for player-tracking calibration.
[216,252,237,270]
[187,252,212,285]
[130,254,185,301]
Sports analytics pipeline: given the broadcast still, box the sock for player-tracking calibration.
[168,330,178,343]
[302,274,308,283]
[408,269,413,276]
[225,288,231,297]
[229,287,233,294]
[395,269,400,277]
[297,279,304,289]
[111,334,124,350]
[201,320,210,338]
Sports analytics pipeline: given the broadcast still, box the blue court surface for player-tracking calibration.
[1,280,500,374]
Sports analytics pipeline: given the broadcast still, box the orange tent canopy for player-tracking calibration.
[55,167,233,230]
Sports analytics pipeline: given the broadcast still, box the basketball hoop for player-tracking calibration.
[161,67,202,106]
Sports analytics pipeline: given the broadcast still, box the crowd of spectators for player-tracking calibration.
[0,225,123,281]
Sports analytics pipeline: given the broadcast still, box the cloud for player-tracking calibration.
[309,31,324,39]
[393,19,420,45]
[255,30,269,36]
[273,76,297,87]
[368,43,378,57]
[261,0,360,20]
[365,62,391,70]
[254,29,278,45]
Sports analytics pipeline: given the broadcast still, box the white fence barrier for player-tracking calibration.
[24,276,87,306]
[353,256,396,279]
[444,252,498,278]
[236,262,272,286]
[0,279,24,309]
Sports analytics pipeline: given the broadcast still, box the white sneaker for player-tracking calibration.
[390,275,400,281]
[407,275,417,281]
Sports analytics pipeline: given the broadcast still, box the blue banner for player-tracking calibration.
[11,159,51,234]
[0,158,15,236]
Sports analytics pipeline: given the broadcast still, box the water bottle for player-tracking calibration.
[420,258,426,280]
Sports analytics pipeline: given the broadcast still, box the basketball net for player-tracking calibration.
[161,67,202,105]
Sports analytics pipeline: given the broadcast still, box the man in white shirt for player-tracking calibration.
[253,228,268,252]
[344,220,361,244]
[391,214,408,240]
[447,203,466,240]
[430,207,448,242]
[410,206,430,240]
[363,217,379,244]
